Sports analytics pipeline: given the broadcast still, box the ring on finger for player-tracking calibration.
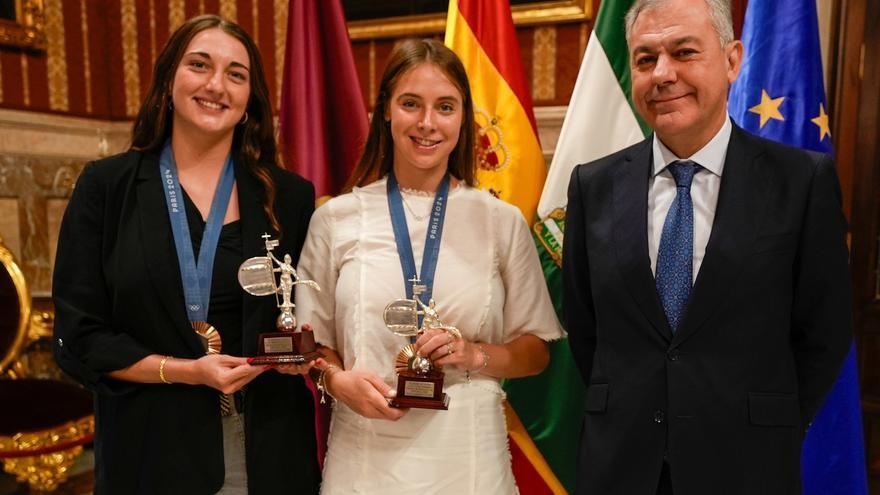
[446,343,455,355]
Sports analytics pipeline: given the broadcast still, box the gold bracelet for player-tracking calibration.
[158,356,173,384]
[317,364,340,404]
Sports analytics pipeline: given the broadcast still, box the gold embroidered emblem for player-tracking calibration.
[474,107,510,172]
[533,207,566,268]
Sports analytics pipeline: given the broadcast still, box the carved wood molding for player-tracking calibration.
[0,0,46,51]
[347,0,591,41]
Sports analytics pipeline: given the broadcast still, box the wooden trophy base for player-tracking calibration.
[389,393,450,410]
[248,330,323,365]
[388,370,449,410]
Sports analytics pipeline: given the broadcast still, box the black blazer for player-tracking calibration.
[562,125,852,495]
[53,150,320,494]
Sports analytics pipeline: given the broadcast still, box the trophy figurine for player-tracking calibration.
[383,278,458,410]
[238,234,322,365]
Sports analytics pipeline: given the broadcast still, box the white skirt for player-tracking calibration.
[320,377,519,495]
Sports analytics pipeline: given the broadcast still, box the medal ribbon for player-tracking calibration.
[387,172,451,340]
[159,142,235,323]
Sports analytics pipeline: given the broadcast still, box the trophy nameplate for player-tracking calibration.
[383,281,454,410]
[238,235,323,365]
[388,344,449,409]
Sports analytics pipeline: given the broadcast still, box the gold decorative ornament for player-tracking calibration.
[0,0,47,50]
[79,0,91,113]
[120,0,140,117]
[148,0,156,64]
[44,0,68,111]
[0,240,31,376]
[0,415,95,492]
[475,107,511,173]
[168,0,185,32]
[395,344,435,375]
[28,311,53,343]
[20,53,30,107]
[533,207,566,268]
[274,0,287,108]
[251,0,258,44]
[220,0,238,22]
[532,26,557,101]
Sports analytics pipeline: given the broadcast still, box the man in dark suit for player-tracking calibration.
[562,0,853,494]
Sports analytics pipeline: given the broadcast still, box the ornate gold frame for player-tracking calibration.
[347,0,591,40]
[0,0,46,50]
[0,240,31,374]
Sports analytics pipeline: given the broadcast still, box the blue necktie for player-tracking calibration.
[656,160,697,333]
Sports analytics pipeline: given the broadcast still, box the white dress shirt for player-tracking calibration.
[648,117,732,282]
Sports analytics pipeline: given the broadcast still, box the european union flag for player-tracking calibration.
[729,1,867,494]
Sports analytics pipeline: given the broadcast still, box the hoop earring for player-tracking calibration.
[239,111,249,125]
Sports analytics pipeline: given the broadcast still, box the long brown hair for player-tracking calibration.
[345,38,477,191]
[130,15,282,234]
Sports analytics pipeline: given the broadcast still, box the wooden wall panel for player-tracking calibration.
[204,0,221,16]
[236,0,254,40]
[63,0,85,115]
[134,0,154,117]
[28,50,49,110]
[554,23,587,106]
[89,1,112,118]
[517,27,534,99]
[183,0,199,20]
[106,1,126,118]
[0,0,812,120]
[0,52,23,109]
[352,41,371,108]
[0,0,288,120]
[256,0,276,108]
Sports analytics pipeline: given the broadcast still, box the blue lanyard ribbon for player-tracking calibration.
[387,172,451,336]
[159,142,235,323]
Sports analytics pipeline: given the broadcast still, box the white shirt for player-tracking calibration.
[648,117,732,282]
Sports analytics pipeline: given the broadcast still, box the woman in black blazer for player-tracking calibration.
[52,15,319,494]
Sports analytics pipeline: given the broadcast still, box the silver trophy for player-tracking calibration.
[383,277,459,410]
[238,234,322,365]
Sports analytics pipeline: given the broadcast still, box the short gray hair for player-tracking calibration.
[624,0,734,47]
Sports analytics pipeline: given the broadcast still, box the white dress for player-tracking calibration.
[296,178,562,495]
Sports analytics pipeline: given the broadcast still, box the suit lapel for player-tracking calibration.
[673,125,770,346]
[613,138,674,342]
[236,161,271,356]
[135,152,205,356]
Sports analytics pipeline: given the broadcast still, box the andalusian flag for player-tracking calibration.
[445,1,561,493]
[531,0,647,492]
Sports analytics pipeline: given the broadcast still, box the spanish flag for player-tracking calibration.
[445,2,561,494]
[444,0,545,221]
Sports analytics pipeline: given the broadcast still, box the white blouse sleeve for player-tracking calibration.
[295,202,340,351]
[497,203,564,343]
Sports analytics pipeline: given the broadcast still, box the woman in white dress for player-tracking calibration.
[296,39,562,495]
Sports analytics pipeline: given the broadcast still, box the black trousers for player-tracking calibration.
[657,462,673,495]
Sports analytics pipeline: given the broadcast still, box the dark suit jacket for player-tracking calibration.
[52,150,320,495]
[562,125,852,495]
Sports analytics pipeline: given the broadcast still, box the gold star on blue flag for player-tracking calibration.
[729,0,832,154]
[729,1,865,494]
[748,89,785,128]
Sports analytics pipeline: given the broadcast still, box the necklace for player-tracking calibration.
[399,188,432,221]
